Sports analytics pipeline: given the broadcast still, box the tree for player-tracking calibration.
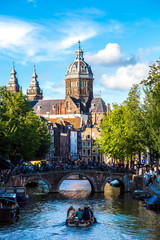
[0,87,51,163]
[141,59,160,157]
[123,85,146,160]
[98,104,127,160]
[35,118,51,159]
[98,85,145,164]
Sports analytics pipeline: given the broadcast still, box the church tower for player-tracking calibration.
[7,62,20,93]
[27,66,43,100]
[65,41,94,112]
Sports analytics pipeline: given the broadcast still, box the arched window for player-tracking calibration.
[80,81,86,87]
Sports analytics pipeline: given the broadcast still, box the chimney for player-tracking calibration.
[55,103,57,115]
[59,101,62,115]
[50,105,52,115]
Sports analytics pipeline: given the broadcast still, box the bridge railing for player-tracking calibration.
[11,165,136,176]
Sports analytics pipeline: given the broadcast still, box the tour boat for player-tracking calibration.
[4,187,28,205]
[0,193,20,222]
[66,217,97,227]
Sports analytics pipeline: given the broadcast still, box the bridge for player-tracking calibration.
[6,170,141,193]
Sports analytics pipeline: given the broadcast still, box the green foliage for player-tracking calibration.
[0,87,51,163]
[141,59,160,155]
[99,59,160,162]
[35,119,51,158]
[98,85,145,161]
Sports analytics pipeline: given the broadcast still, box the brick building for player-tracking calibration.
[81,127,102,164]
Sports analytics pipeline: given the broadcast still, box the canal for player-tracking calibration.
[0,179,160,240]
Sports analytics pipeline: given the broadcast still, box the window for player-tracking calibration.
[82,149,86,156]
[82,142,86,147]
[80,81,86,87]
[87,134,90,139]
[82,135,86,139]
[93,148,96,153]
[71,81,77,87]
[87,142,91,147]
[87,149,91,156]
[81,98,85,103]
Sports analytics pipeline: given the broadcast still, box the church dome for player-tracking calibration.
[65,41,93,80]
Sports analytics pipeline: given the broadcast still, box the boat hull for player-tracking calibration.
[0,207,19,222]
[66,218,96,227]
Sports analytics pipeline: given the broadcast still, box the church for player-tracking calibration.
[7,42,110,163]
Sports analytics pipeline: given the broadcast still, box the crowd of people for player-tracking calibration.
[67,206,96,222]
[12,160,136,175]
[143,164,160,192]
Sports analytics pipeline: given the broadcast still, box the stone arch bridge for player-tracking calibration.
[6,170,138,193]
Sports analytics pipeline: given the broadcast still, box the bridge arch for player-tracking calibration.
[56,172,96,193]
[102,176,125,192]
[23,176,52,192]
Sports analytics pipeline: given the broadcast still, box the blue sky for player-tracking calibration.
[0,0,160,105]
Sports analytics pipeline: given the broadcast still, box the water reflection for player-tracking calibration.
[60,179,92,199]
[26,180,49,195]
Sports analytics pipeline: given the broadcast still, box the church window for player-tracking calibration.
[76,103,79,107]
[80,81,86,87]
[71,81,77,87]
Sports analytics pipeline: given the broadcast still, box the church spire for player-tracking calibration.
[7,62,21,93]
[75,40,84,61]
[27,66,43,100]
[78,40,81,50]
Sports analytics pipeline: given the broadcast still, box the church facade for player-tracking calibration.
[32,43,110,124]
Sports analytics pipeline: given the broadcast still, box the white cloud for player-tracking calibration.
[42,81,65,94]
[0,17,98,63]
[101,63,149,90]
[0,20,35,48]
[85,43,136,66]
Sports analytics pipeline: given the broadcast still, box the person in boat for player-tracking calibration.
[87,206,93,218]
[67,206,76,220]
[82,207,90,220]
[88,206,97,223]
[76,208,83,220]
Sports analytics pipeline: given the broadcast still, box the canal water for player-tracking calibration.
[0,179,160,240]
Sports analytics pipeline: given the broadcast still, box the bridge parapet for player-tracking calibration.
[7,171,134,193]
